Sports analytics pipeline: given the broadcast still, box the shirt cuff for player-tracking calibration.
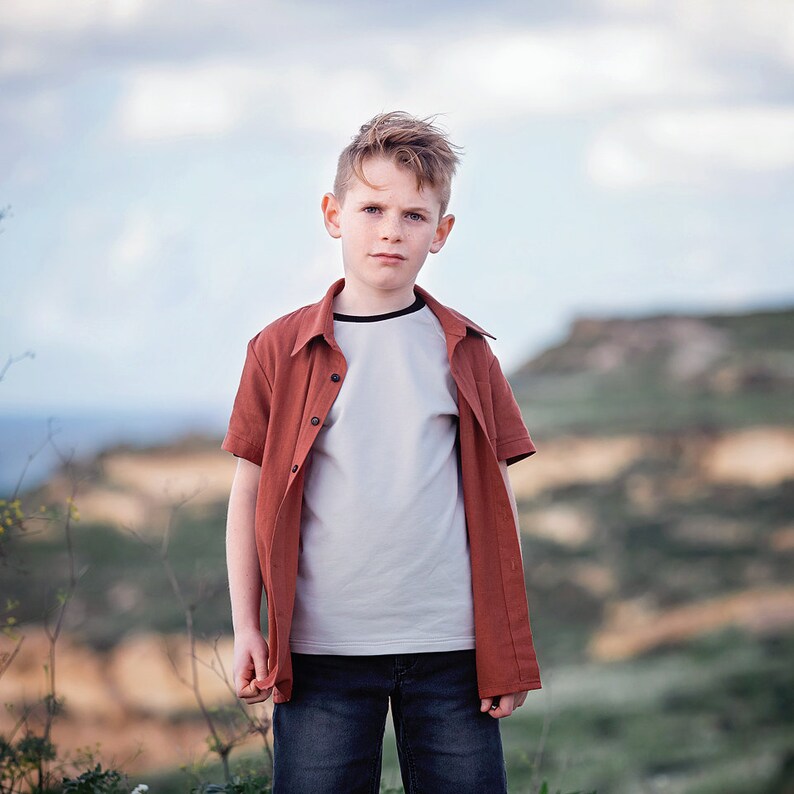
[497,436,537,467]
[221,431,263,466]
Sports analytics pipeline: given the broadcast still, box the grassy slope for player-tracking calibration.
[512,307,794,436]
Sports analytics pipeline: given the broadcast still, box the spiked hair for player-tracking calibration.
[333,110,463,219]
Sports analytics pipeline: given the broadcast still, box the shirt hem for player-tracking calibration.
[289,636,476,654]
[478,677,543,698]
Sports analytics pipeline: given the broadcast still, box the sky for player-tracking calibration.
[1,0,793,415]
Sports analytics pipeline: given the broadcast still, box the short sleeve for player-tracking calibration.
[488,350,537,466]
[221,338,272,466]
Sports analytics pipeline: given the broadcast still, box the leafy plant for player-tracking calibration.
[61,764,126,794]
[192,773,271,794]
[537,782,597,794]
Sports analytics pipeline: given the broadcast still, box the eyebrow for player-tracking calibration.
[356,200,433,215]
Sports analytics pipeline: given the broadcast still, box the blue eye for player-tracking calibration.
[408,212,425,222]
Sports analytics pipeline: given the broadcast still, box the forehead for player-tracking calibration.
[348,156,442,204]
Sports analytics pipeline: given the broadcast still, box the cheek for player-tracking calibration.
[343,224,368,244]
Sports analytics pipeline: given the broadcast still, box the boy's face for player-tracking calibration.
[321,156,455,297]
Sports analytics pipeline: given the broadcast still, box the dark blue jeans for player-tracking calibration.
[271,649,508,793]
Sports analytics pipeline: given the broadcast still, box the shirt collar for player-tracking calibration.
[291,277,495,357]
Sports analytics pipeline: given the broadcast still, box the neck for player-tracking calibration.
[332,279,417,316]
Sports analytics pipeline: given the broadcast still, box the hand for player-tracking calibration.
[480,690,528,719]
[233,629,272,705]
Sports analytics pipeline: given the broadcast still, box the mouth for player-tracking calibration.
[371,253,406,263]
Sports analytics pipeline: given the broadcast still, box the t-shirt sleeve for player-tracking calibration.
[488,349,537,466]
[221,338,272,467]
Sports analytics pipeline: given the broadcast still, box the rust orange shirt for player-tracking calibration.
[222,277,542,702]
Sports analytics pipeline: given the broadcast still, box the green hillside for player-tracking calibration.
[512,306,794,435]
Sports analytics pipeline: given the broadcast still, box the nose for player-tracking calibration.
[379,214,402,242]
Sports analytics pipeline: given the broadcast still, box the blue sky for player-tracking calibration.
[1,0,793,414]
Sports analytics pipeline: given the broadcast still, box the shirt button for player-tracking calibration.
[311,416,320,425]
[291,464,298,472]
[331,373,340,382]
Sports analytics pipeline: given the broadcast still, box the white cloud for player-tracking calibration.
[0,0,197,35]
[115,60,267,140]
[587,105,794,189]
[280,65,399,137]
[434,24,726,118]
[0,0,120,35]
[0,0,311,80]
[111,21,731,143]
[682,0,794,66]
[114,58,395,142]
[598,0,794,68]
[5,1,791,160]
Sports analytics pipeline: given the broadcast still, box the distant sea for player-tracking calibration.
[0,406,229,495]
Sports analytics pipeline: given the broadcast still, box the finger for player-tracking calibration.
[235,657,254,692]
[242,686,272,705]
[236,668,257,696]
[237,679,259,698]
[238,669,272,701]
[487,693,515,719]
[480,697,493,712]
[235,671,249,696]
[242,691,268,703]
[253,649,269,687]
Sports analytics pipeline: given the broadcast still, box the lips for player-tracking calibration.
[371,253,406,262]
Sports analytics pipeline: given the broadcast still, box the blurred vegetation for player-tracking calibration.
[1,505,233,650]
[514,307,794,435]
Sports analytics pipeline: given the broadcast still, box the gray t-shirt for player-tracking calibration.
[288,292,476,654]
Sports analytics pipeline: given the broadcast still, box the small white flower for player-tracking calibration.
[131,785,149,794]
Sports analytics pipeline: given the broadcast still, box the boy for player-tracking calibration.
[222,111,541,793]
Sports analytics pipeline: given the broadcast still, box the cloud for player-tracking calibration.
[4,1,792,170]
[111,21,732,143]
[432,24,727,117]
[599,0,794,69]
[114,60,266,140]
[587,105,794,189]
[0,0,315,81]
[0,0,156,81]
[0,0,141,36]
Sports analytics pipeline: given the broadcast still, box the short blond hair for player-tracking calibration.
[334,110,463,219]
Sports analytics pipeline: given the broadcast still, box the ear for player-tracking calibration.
[321,193,342,239]
[429,213,455,254]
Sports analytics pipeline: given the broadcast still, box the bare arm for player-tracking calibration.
[226,456,271,702]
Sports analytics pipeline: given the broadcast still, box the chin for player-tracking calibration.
[376,275,416,291]
[363,270,411,287]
